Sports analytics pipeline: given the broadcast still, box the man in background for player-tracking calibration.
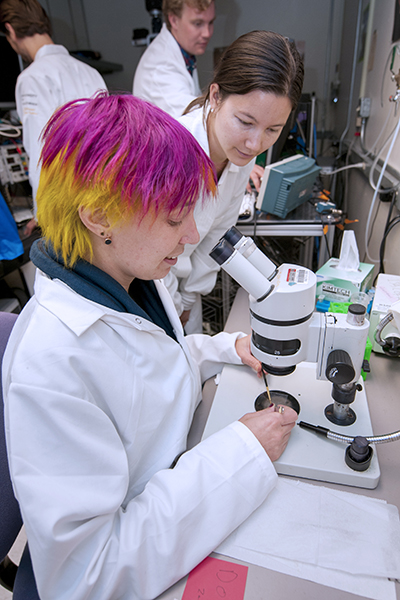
[133,0,215,118]
[0,0,107,234]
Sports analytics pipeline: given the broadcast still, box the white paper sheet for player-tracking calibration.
[216,542,397,600]
[216,477,400,600]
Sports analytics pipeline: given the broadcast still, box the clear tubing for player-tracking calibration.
[338,0,363,156]
[364,113,400,263]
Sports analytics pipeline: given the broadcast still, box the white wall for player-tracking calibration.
[334,0,400,277]
[208,0,344,135]
[44,0,344,132]
[42,0,399,276]
[334,0,400,171]
[42,0,149,93]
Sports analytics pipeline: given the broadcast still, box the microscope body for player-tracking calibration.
[249,262,370,385]
[210,228,370,426]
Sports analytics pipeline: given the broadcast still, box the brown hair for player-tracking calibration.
[0,0,51,38]
[162,0,214,31]
[185,30,304,114]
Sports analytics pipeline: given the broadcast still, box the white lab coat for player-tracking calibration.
[3,269,277,600]
[15,45,107,210]
[164,107,255,331]
[133,24,201,118]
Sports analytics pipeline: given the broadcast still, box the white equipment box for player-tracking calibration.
[0,143,29,185]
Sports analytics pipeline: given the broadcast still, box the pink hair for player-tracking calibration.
[36,92,217,266]
[40,91,216,215]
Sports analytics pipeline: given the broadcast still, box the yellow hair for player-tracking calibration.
[36,153,135,268]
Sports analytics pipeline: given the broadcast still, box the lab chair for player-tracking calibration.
[0,312,40,599]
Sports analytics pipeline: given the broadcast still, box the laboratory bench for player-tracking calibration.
[158,287,400,600]
[237,200,336,270]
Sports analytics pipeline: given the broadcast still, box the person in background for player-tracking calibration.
[0,0,107,235]
[133,0,215,118]
[164,30,304,333]
[3,92,297,600]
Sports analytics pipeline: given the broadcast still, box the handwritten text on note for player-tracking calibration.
[182,556,248,600]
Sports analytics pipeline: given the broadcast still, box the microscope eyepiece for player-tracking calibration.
[222,226,244,247]
[209,238,235,265]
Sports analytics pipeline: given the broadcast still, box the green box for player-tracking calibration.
[316,258,374,303]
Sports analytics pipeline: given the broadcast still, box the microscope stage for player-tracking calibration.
[202,362,380,489]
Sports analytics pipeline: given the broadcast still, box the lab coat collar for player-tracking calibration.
[33,269,184,341]
[34,44,69,61]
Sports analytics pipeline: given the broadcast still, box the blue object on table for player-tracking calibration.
[0,192,23,261]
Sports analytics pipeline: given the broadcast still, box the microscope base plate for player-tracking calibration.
[202,362,380,489]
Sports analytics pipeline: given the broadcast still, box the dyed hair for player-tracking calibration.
[37,92,216,267]
[185,30,304,114]
[163,0,214,30]
[0,0,51,38]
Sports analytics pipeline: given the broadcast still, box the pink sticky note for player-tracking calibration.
[182,556,248,600]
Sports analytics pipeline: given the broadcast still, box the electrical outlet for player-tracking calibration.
[359,97,371,118]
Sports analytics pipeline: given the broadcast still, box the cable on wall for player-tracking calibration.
[338,0,363,158]
[378,192,400,274]
[364,113,400,263]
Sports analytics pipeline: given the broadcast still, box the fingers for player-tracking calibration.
[239,403,297,462]
[180,310,191,327]
[246,354,262,375]
[249,164,265,192]
[235,335,262,375]
[23,218,37,237]
[265,404,298,424]
[275,405,298,425]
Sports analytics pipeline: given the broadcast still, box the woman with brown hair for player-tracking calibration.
[165,30,304,333]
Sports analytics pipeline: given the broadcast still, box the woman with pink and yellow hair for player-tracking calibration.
[3,92,297,600]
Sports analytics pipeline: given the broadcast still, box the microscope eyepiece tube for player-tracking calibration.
[222,226,276,280]
[209,237,236,265]
[222,226,244,247]
[210,239,272,300]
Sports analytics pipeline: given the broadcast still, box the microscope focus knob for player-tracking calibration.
[325,349,355,384]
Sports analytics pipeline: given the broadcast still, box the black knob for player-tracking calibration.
[209,238,234,265]
[325,349,355,384]
[345,436,373,471]
[223,226,243,246]
[348,303,366,316]
[382,335,400,357]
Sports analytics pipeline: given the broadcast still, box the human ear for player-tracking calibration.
[5,23,17,42]
[209,83,221,110]
[78,207,110,239]
[168,13,179,34]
